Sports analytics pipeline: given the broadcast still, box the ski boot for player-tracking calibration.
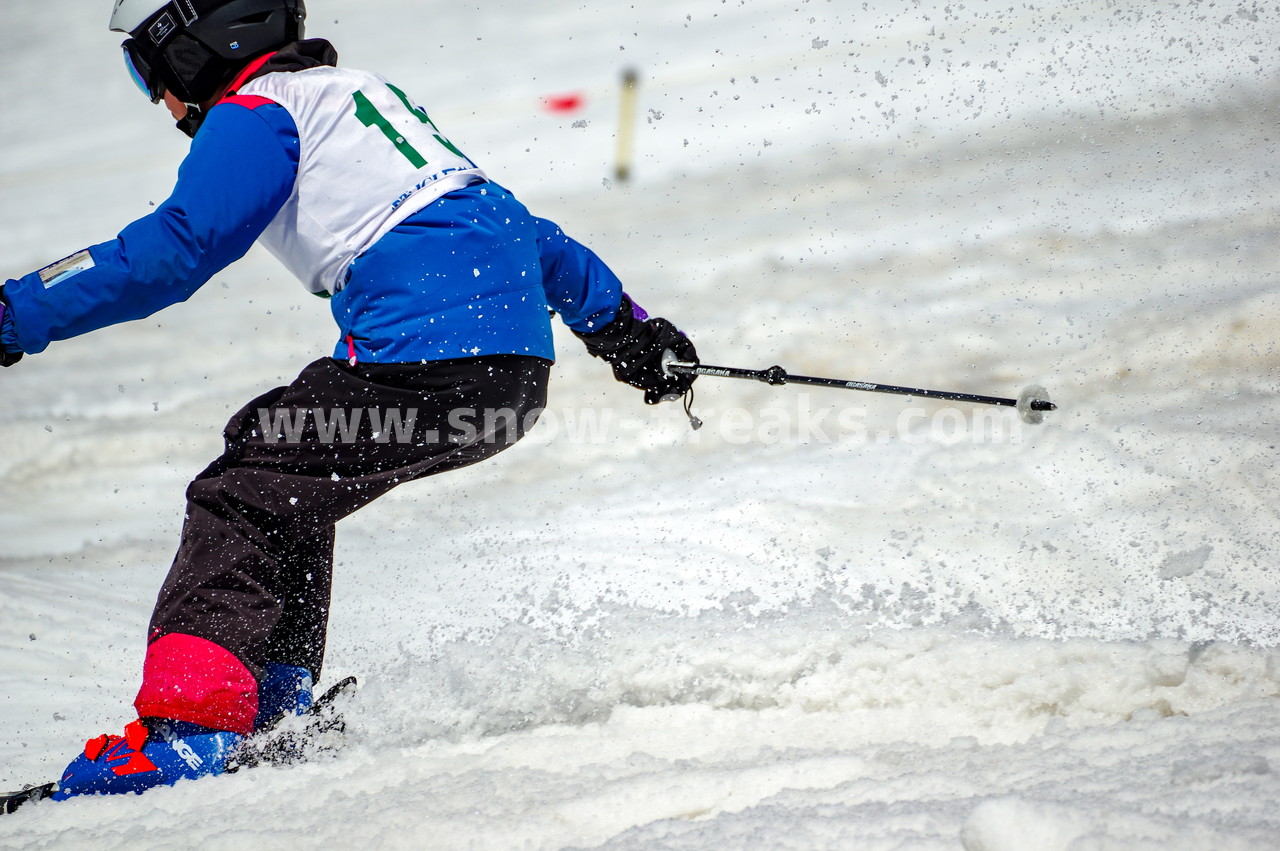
[5,666,354,811]
[49,663,313,802]
[254,663,315,731]
[50,718,243,801]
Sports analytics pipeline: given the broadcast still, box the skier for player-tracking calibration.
[0,0,697,802]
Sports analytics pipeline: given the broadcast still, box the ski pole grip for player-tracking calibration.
[662,350,697,376]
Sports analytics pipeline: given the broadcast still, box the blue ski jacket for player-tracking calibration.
[0,65,622,364]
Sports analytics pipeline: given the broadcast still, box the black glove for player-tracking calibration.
[0,289,22,368]
[575,294,698,404]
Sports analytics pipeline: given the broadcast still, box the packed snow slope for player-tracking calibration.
[2,0,1279,848]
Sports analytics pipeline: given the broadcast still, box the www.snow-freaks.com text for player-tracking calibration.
[256,402,1027,447]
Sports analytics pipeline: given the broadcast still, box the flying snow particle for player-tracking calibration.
[1159,545,1213,580]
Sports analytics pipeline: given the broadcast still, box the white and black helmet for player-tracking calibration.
[110,0,305,106]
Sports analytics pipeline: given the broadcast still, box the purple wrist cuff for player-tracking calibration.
[623,293,649,322]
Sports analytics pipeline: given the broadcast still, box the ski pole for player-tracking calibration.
[662,354,1057,425]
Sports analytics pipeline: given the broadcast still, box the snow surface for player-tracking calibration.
[3,0,1280,848]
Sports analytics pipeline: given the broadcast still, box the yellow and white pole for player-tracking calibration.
[615,68,640,183]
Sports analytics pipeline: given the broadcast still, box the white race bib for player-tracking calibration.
[241,67,487,294]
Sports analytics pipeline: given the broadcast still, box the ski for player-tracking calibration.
[1,784,56,815]
[0,676,358,816]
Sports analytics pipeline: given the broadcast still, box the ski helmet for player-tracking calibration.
[110,0,305,106]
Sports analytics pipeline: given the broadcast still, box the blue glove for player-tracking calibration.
[0,287,23,367]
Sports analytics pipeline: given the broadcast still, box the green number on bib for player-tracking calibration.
[385,84,469,160]
[353,90,429,168]
[352,84,469,169]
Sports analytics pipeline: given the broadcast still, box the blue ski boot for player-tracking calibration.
[254,664,314,731]
[51,718,243,801]
[6,670,353,812]
[50,665,312,801]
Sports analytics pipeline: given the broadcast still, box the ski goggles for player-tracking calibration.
[122,40,165,104]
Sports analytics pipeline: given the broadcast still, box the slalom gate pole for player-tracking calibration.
[662,356,1057,425]
[615,68,640,183]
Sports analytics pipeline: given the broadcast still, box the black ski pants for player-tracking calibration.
[135,355,549,732]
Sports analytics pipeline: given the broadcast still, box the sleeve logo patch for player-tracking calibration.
[38,250,96,288]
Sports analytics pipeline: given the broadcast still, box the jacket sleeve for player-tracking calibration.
[1,100,300,355]
[533,218,625,334]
